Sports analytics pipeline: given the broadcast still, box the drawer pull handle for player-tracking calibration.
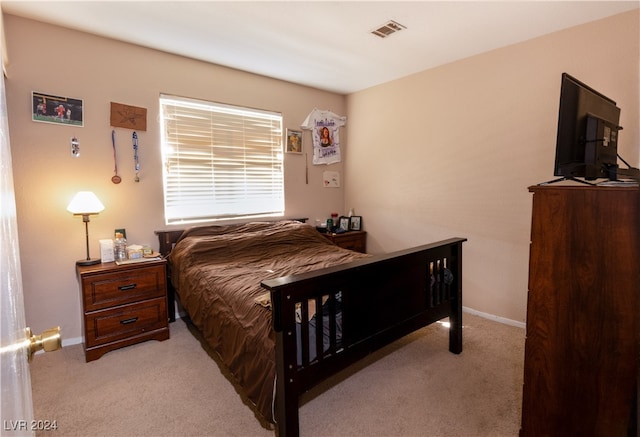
[118,283,137,291]
[120,317,139,325]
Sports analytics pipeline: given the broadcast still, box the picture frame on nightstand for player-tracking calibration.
[349,216,362,231]
[338,216,350,232]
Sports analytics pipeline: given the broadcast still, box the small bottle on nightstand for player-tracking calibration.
[114,232,127,262]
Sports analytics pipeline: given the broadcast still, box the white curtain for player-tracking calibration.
[0,47,35,434]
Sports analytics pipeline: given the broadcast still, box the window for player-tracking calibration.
[160,95,284,225]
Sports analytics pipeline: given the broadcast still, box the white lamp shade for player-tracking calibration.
[67,191,105,215]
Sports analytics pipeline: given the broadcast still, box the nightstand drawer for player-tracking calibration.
[81,264,166,311]
[85,297,167,347]
[335,235,365,252]
[323,231,367,253]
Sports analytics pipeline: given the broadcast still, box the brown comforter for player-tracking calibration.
[169,221,369,422]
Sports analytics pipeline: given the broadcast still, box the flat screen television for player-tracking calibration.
[554,73,621,181]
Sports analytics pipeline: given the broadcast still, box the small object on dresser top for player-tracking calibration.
[127,244,144,259]
[99,239,115,262]
[114,232,127,262]
[115,256,161,265]
[597,180,639,187]
[143,251,161,258]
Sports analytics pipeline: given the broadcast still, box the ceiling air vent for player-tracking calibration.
[371,20,406,38]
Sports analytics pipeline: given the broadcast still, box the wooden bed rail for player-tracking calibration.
[261,237,466,437]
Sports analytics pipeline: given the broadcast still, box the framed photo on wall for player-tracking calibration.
[349,216,362,231]
[32,91,84,126]
[285,129,303,154]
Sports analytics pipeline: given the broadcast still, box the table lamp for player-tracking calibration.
[67,191,105,265]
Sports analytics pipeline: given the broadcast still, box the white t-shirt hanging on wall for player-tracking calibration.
[301,108,346,165]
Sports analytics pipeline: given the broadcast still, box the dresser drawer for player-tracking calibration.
[81,264,166,311]
[85,297,167,347]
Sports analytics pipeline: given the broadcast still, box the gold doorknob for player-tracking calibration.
[26,326,61,362]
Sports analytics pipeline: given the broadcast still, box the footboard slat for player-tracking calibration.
[299,302,310,367]
[314,296,323,363]
[262,237,466,437]
[327,294,337,355]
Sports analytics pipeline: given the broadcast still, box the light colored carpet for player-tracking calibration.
[30,312,524,436]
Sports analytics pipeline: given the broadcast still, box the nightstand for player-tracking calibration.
[76,259,170,362]
[323,231,367,253]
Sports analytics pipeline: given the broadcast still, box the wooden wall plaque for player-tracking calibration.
[110,102,147,131]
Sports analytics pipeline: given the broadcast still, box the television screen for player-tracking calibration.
[554,73,621,180]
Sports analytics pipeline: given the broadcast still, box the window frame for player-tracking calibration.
[159,94,285,225]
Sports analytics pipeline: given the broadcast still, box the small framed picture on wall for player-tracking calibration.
[285,129,303,154]
[349,216,362,231]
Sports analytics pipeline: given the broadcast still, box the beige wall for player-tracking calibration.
[5,10,639,341]
[345,10,639,323]
[4,15,347,342]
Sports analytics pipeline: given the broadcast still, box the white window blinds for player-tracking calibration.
[160,95,284,225]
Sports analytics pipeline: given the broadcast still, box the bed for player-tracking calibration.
[156,220,466,437]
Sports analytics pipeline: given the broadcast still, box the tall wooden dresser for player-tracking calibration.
[521,185,639,436]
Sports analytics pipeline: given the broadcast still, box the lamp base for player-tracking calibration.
[76,258,101,266]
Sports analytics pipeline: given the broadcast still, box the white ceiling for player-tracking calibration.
[3,1,639,94]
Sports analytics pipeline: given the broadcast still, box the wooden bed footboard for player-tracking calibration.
[261,237,467,437]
